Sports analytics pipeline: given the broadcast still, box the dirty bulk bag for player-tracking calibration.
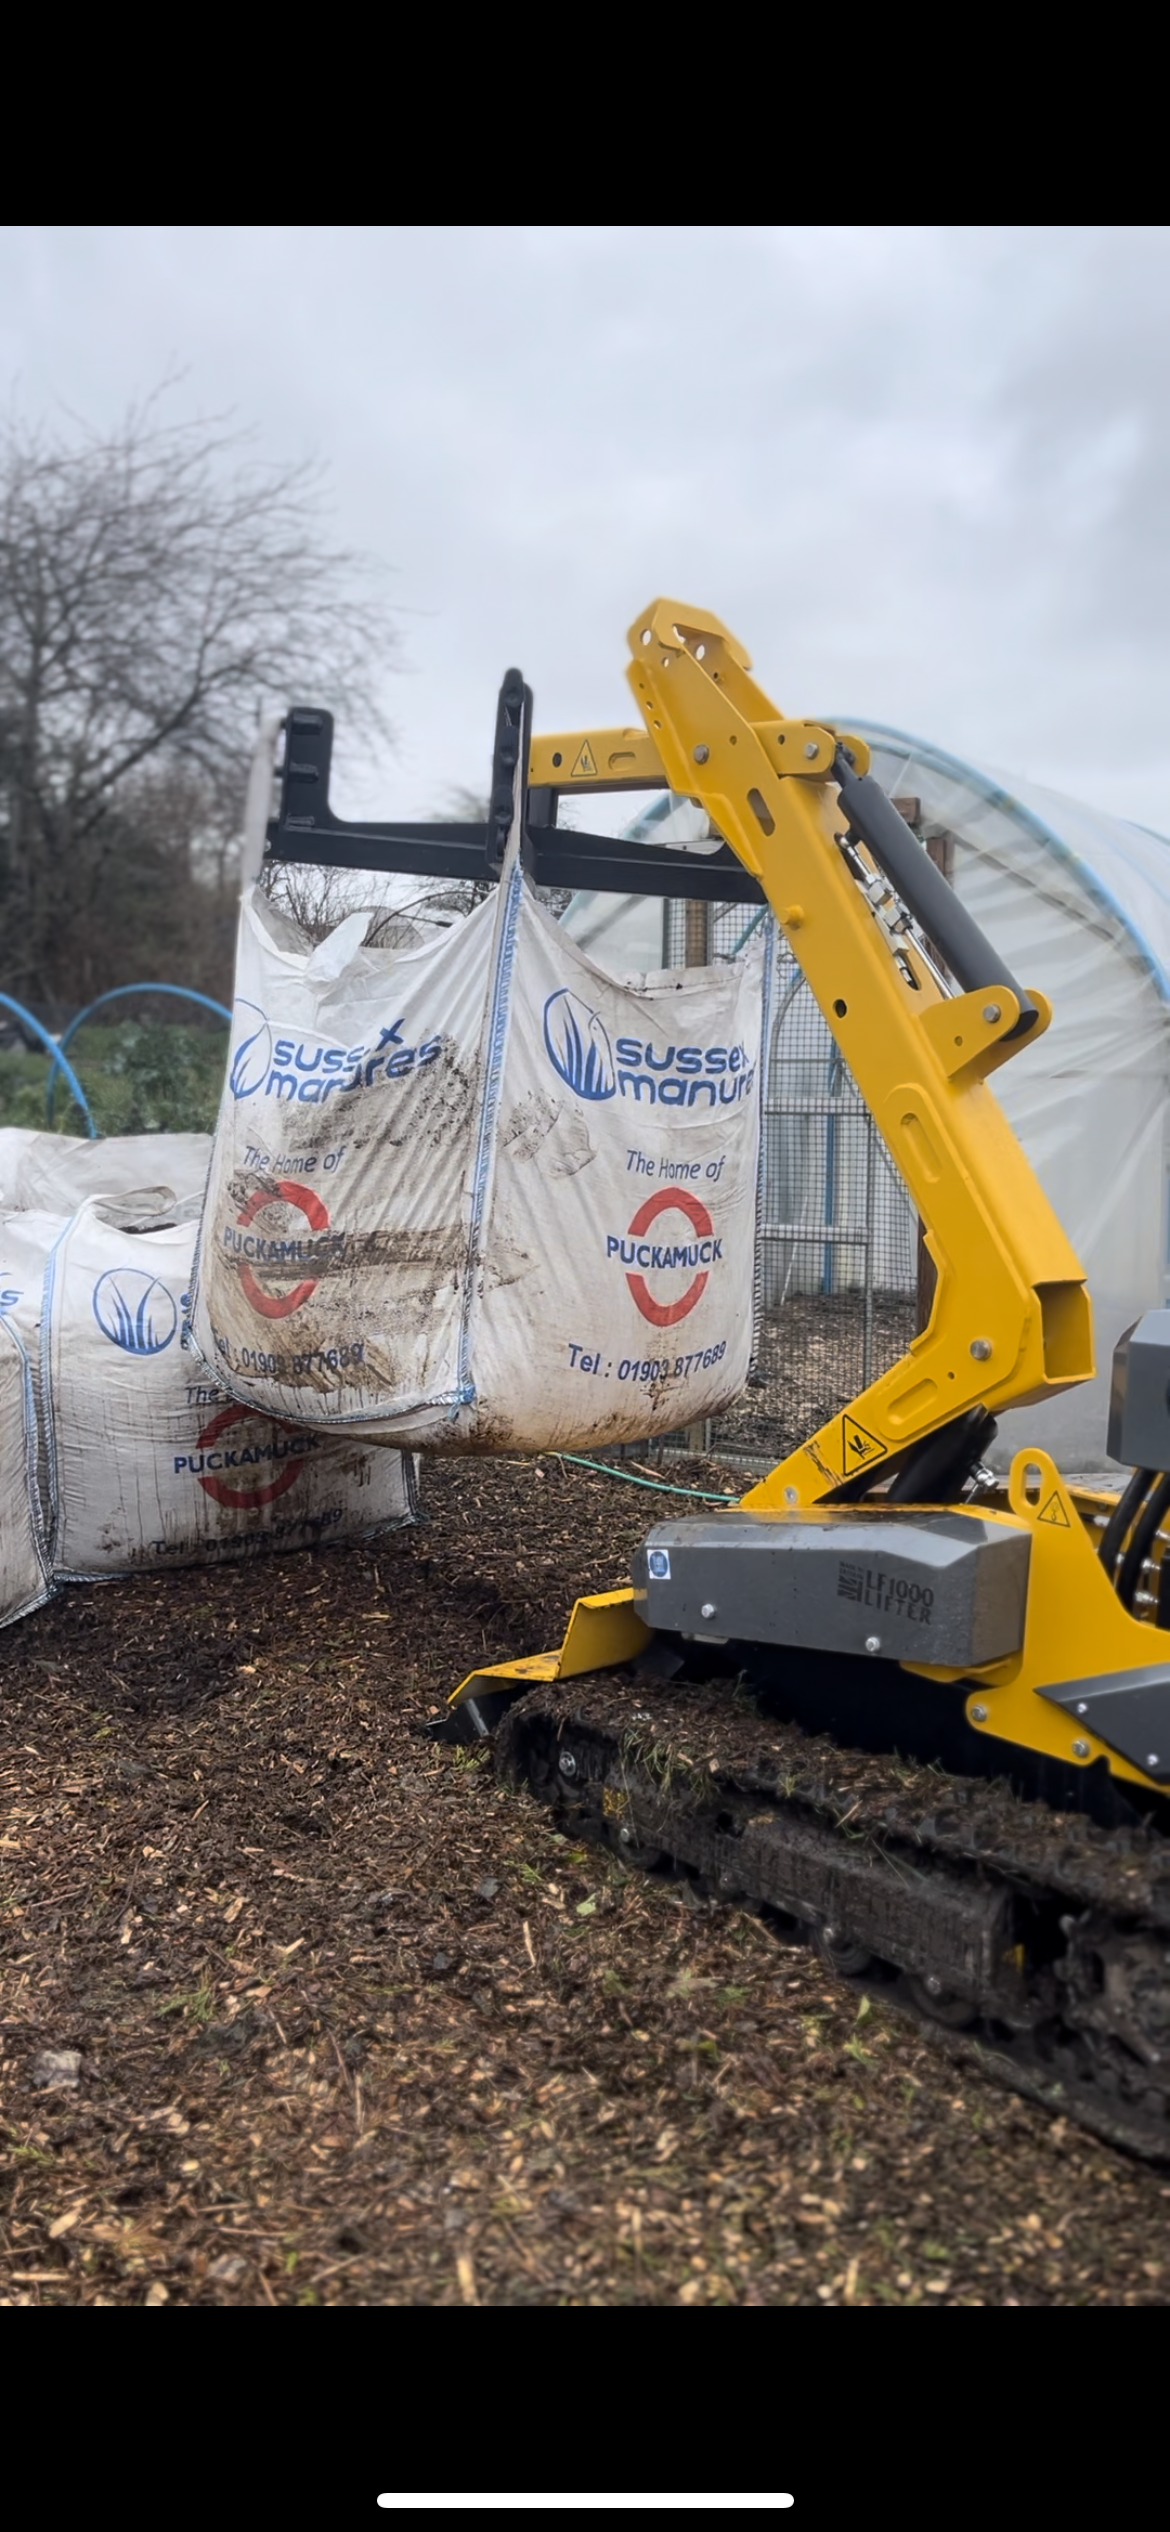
[3,1195,208,1529]
[45,1196,418,1579]
[440,879,770,1451]
[0,1208,70,1526]
[190,869,769,1451]
[0,1129,211,1214]
[190,884,498,1445]
[0,1312,50,1626]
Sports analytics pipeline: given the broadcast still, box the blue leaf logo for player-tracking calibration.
[92,1270,178,1356]
[229,1001,274,1101]
[542,990,616,1102]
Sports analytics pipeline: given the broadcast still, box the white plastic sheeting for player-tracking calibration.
[191,869,769,1451]
[855,727,1170,1471]
[546,742,1170,1474]
[561,795,722,979]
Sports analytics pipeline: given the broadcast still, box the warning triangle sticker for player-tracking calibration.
[1038,1490,1071,1527]
[839,1415,887,1473]
[570,740,599,778]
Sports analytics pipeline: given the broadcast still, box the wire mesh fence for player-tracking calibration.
[654,901,919,1470]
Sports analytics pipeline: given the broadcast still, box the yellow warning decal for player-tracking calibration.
[838,1415,887,1475]
[1038,1490,1071,1528]
[570,740,599,777]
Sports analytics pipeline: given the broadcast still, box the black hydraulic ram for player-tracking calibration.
[833,747,1039,1039]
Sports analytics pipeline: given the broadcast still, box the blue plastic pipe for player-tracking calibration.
[0,993,98,1138]
[45,983,231,1126]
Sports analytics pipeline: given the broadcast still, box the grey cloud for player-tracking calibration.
[3,225,1169,829]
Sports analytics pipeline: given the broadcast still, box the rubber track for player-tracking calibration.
[496,1675,1170,2161]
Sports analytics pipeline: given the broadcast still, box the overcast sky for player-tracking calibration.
[4,225,1169,832]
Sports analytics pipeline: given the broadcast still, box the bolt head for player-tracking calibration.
[700,1601,716,1620]
[925,1975,942,1997]
[1148,1754,1161,1771]
[864,1634,882,1655]
[970,1703,988,1724]
[1072,1740,1090,1760]
[970,1338,993,1361]
[693,743,710,764]
[558,1749,578,1779]
[1077,1702,1088,1716]
[804,739,820,759]
[784,1486,798,1504]
[982,1003,1002,1024]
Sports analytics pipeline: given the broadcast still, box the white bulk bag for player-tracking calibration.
[0,1129,211,1214]
[190,868,769,1451]
[0,1208,68,1525]
[0,1314,50,1627]
[45,1197,418,1579]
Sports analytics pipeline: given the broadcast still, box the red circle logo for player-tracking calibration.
[195,1401,308,1510]
[624,1184,715,1327]
[235,1178,331,1320]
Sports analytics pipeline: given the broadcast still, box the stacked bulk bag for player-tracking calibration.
[0,1128,420,1613]
[0,1311,50,1626]
[43,1195,418,1579]
[0,1208,69,1528]
[0,1128,211,1213]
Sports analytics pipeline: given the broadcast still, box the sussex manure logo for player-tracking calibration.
[543,989,617,1102]
[229,1000,443,1107]
[542,990,755,1111]
[92,1269,178,1356]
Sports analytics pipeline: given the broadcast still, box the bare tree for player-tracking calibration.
[0,387,400,1010]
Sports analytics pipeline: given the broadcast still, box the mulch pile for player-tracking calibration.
[2,1451,1168,2304]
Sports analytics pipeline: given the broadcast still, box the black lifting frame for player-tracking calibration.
[264,672,767,907]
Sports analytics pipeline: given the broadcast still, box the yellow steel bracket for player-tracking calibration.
[908,1451,1157,1789]
[448,1587,650,1716]
[920,987,1055,1084]
[528,728,668,791]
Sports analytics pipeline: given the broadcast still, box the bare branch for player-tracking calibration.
[0,387,403,1006]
